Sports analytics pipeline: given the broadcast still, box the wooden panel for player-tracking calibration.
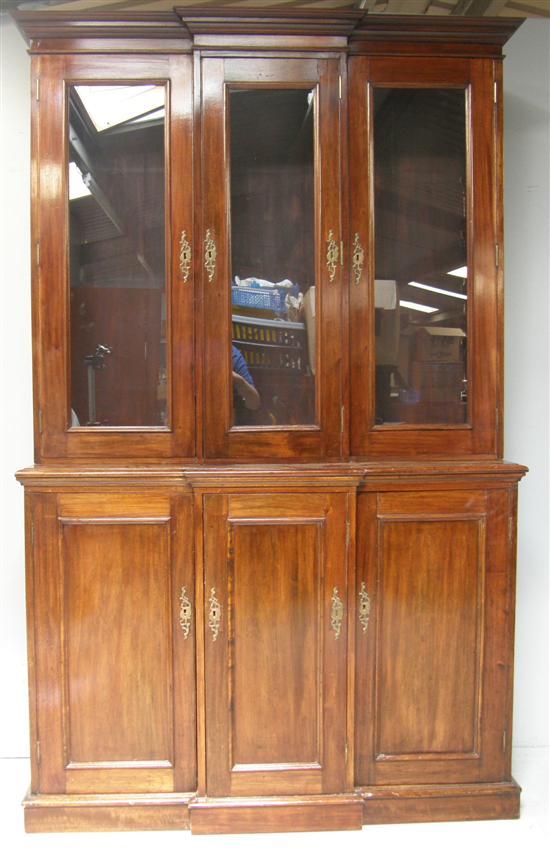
[355,486,516,786]
[203,491,349,797]
[360,782,520,825]
[29,491,196,796]
[376,518,483,758]
[62,521,172,767]
[189,795,363,834]
[58,493,170,517]
[24,794,191,833]
[231,522,320,767]
[377,489,486,516]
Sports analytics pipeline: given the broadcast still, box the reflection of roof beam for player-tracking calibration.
[484,0,510,13]
[451,0,495,14]
[69,123,124,234]
[82,176,124,236]
[507,2,550,15]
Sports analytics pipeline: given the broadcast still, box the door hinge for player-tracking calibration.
[508,516,514,544]
[494,81,498,104]
[346,519,351,549]
[345,739,349,763]
[341,404,345,435]
[340,241,344,267]
[35,79,40,102]
[38,409,43,435]
[495,243,500,268]
[502,730,507,754]
[36,740,41,766]
[36,241,40,266]
[339,75,342,100]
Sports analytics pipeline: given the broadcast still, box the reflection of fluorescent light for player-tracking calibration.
[69,161,91,200]
[448,266,468,278]
[400,300,438,314]
[409,281,467,300]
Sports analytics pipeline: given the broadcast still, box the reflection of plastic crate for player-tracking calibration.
[232,315,308,373]
[232,286,286,314]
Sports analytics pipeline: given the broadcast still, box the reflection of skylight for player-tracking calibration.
[69,161,91,200]
[400,300,438,314]
[448,266,468,278]
[75,85,165,132]
[409,281,467,300]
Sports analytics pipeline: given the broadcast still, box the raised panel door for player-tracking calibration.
[29,491,196,795]
[355,488,517,786]
[202,492,350,796]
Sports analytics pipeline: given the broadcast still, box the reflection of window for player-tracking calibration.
[74,85,165,133]
[68,161,91,201]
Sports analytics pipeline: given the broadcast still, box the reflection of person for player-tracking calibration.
[232,345,260,419]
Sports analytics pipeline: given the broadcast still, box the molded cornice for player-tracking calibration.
[12,7,523,54]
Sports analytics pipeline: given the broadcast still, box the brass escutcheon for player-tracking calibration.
[179,585,192,639]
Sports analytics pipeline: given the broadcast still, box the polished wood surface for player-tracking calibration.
[21,466,525,831]
[360,781,520,824]
[28,490,196,797]
[355,487,518,787]
[15,6,526,836]
[202,491,350,797]
[24,791,191,832]
[189,794,363,834]
[13,9,522,52]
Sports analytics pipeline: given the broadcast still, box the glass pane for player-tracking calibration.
[373,88,468,426]
[229,89,316,427]
[68,84,167,427]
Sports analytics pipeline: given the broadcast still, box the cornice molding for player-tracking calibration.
[15,460,527,490]
[352,14,523,46]
[12,10,186,43]
[12,7,523,51]
[175,6,364,38]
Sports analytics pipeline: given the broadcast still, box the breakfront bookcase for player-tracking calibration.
[14,6,527,834]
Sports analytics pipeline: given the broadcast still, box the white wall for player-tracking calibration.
[0,13,33,759]
[504,19,550,749]
[0,13,548,758]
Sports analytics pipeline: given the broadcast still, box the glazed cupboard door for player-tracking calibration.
[355,488,517,786]
[200,57,344,460]
[28,491,196,795]
[202,492,350,796]
[349,57,501,457]
[33,54,194,460]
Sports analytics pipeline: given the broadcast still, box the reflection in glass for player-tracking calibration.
[373,88,468,425]
[68,84,167,427]
[229,89,316,427]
